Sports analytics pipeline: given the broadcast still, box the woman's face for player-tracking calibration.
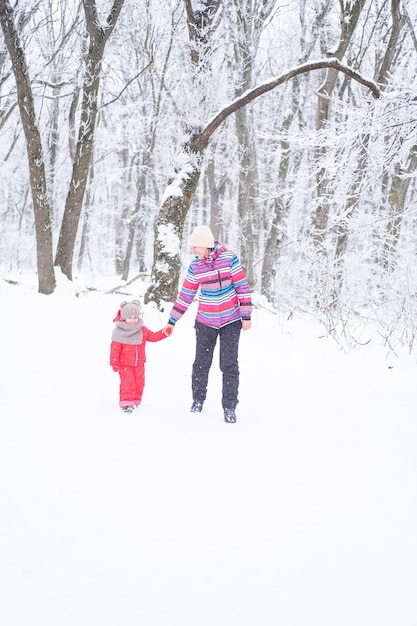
[192,246,209,260]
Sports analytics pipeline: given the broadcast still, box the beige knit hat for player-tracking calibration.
[188,225,215,248]
[120,300,141,320]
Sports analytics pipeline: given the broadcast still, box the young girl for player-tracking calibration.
[110,300,167,413]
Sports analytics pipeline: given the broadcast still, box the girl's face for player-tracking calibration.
[125,316,139,325]
[192,246,210,260]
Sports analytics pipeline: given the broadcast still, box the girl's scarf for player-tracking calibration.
[111,319,144,345]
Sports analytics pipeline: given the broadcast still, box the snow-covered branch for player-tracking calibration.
[196,58,380,150]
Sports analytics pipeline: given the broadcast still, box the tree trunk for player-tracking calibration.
[232,0,277,287]
[206,157,227,236]
[260,0,332,301]
[77,160,95,272]
[145,138,203,305]
[332,0,406,294]
[311,0,366,248]
[261,78,302,300]
[54,0,125,280]
[381,148,417,271]
[0,0,56,294]
[235,106,256,286]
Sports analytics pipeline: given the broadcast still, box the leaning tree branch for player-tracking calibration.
[195,58,381,151]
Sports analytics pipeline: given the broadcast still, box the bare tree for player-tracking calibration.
[121,4,176,281]
[54,0,125,280]
[311,0,366,248]
[261,0,333,301]
[381,146,417,271]
[0,0,55,294]
[145,57,380,308]
[334,0,410,286]
[231,0,277,287]
[378,0,414,272]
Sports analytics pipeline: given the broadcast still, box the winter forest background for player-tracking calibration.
[1,0,417,354]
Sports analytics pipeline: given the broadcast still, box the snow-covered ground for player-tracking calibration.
[1,275,416,626]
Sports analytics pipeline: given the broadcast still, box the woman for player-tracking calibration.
[163,225,252,423]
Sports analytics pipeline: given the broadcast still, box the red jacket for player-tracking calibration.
[110,327,166,368]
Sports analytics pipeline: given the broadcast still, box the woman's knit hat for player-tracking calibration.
[120,300,141,320]
[188,225,215,248]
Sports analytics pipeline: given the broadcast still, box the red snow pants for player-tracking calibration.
[118,363,145,408]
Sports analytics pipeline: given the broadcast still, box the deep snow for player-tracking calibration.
[0,274,416,626]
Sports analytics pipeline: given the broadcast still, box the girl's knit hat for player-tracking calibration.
[188,225,215,248]
[120,300,141,320]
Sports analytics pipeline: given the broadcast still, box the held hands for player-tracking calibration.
[163,324,174,337]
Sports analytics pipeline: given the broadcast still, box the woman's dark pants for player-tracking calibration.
[192,320,242,409]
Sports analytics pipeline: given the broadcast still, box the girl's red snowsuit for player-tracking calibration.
[110,315,166,408]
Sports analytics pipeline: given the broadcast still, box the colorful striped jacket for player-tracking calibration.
[169,242,252,329]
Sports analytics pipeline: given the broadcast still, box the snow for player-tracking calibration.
[1,275,416,626]
[156,223,180,258]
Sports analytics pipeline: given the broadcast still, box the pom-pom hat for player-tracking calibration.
[188,225,215,249]
[120,300,141,320]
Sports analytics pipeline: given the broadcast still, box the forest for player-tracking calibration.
[1,0,417,352]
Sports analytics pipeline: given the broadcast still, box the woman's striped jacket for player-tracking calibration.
[168,242,252,329]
